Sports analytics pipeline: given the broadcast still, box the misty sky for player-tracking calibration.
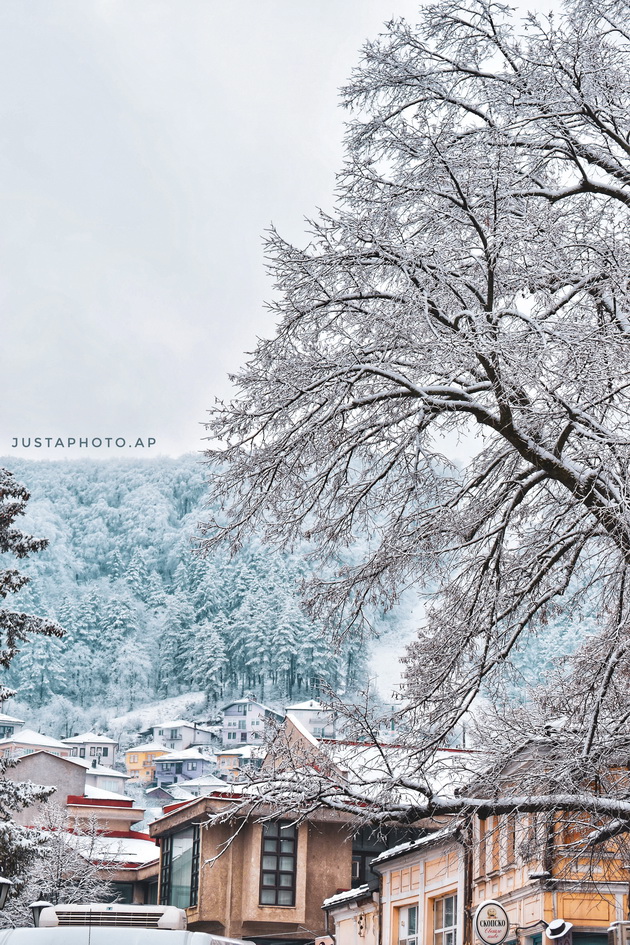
[1,0,554,460]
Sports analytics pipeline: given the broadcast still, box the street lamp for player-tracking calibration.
[30,900,52,928]
[0,877,13,911]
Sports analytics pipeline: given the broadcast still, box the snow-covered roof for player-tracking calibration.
[167,785,195,801]
[217,746,263,759]
[155,747,213,763]
[182,773,227,787]
[371,826,458,866]
[63,731,118,746]
[323,884,374,909]
[84,785,129,801]
[222,699,283,717]
[0,728,68,750]
[125,741,169,754]
[10,749,87,769]
[67,832,158,866]
[0,712,24,724]
[286,712,320,747]
[147,719,196,729]
[82,762,129,779]
[285,699,324,711]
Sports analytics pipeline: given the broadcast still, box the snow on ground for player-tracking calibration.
[107,692,207,736]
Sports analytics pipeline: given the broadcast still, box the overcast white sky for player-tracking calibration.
[1,0,555,460]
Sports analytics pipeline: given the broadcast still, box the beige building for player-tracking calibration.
[150,792,355,943]
[0,727,70,758]
[324,827,463,945]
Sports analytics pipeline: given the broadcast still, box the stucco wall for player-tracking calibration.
[8,752,86,824]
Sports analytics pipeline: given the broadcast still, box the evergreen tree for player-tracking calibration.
[0,468,62,881]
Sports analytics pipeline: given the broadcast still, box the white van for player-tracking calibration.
[0,904,251,945]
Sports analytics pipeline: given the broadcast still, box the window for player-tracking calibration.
[187,762,197,771]
[506,812,516,864]
[160,825,200,909]
[70,748,77,757]
[238,721,246,729]
[434,894,457,945]
[259,821,297,906]
[129,754,138,763]
[158,729,164,736]
[79,748,85,758]
[90,747,96,756]
[170,729,179,739]
[240,733,247,742]
[102,747,109,757]
[478,818,487,876]
[398,905,418,945]
[227,732,236,740]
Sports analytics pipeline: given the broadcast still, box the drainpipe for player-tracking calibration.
[463,825,473,945]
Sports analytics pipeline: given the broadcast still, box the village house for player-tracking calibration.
[6,749,143,831]
[221,698,284,747]
[125,740,168,782]
[62,730,119,766]
[0,711,24,739]
[139,719,216,752]
[154,747,217,788]
[284,699,336,739]
[0,727,70,759]
[216,745,264,781]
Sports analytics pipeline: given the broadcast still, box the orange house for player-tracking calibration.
[124,741,168,782]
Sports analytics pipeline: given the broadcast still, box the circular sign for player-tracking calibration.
[474,900,510,945]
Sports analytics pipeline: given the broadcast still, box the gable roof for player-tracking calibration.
[285,699,325,711]
[370,825,459,866]
[125,741,169,755]
[155,747,213,763]
[63,731,118,746]
[0,729,68,750]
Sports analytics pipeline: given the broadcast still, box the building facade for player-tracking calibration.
[125,741,168,782]
[150,793,355,943]
[221,699,284,748]
[154,748,217,788]
[139,720,216,752]
[63,731,119,766]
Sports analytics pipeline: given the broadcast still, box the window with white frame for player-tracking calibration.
[398,905,418,945]
[433,894,457,945]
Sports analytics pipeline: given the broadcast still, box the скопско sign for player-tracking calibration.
[474,900,510,945]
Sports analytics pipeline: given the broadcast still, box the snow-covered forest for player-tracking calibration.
[2,456,368,734]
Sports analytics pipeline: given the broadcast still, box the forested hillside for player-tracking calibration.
[1,457,368,735]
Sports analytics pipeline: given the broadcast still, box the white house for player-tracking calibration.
[221,698,284,747]
[63,731,119,767]
[139,719,216,751]
[284,699,335,738]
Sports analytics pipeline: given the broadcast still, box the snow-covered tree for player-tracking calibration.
[0,467,61,877]
[203,0,630,842]
[0,804,116,928]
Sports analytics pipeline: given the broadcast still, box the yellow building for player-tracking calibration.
[124,740,168,782]
[325,814,624,945]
